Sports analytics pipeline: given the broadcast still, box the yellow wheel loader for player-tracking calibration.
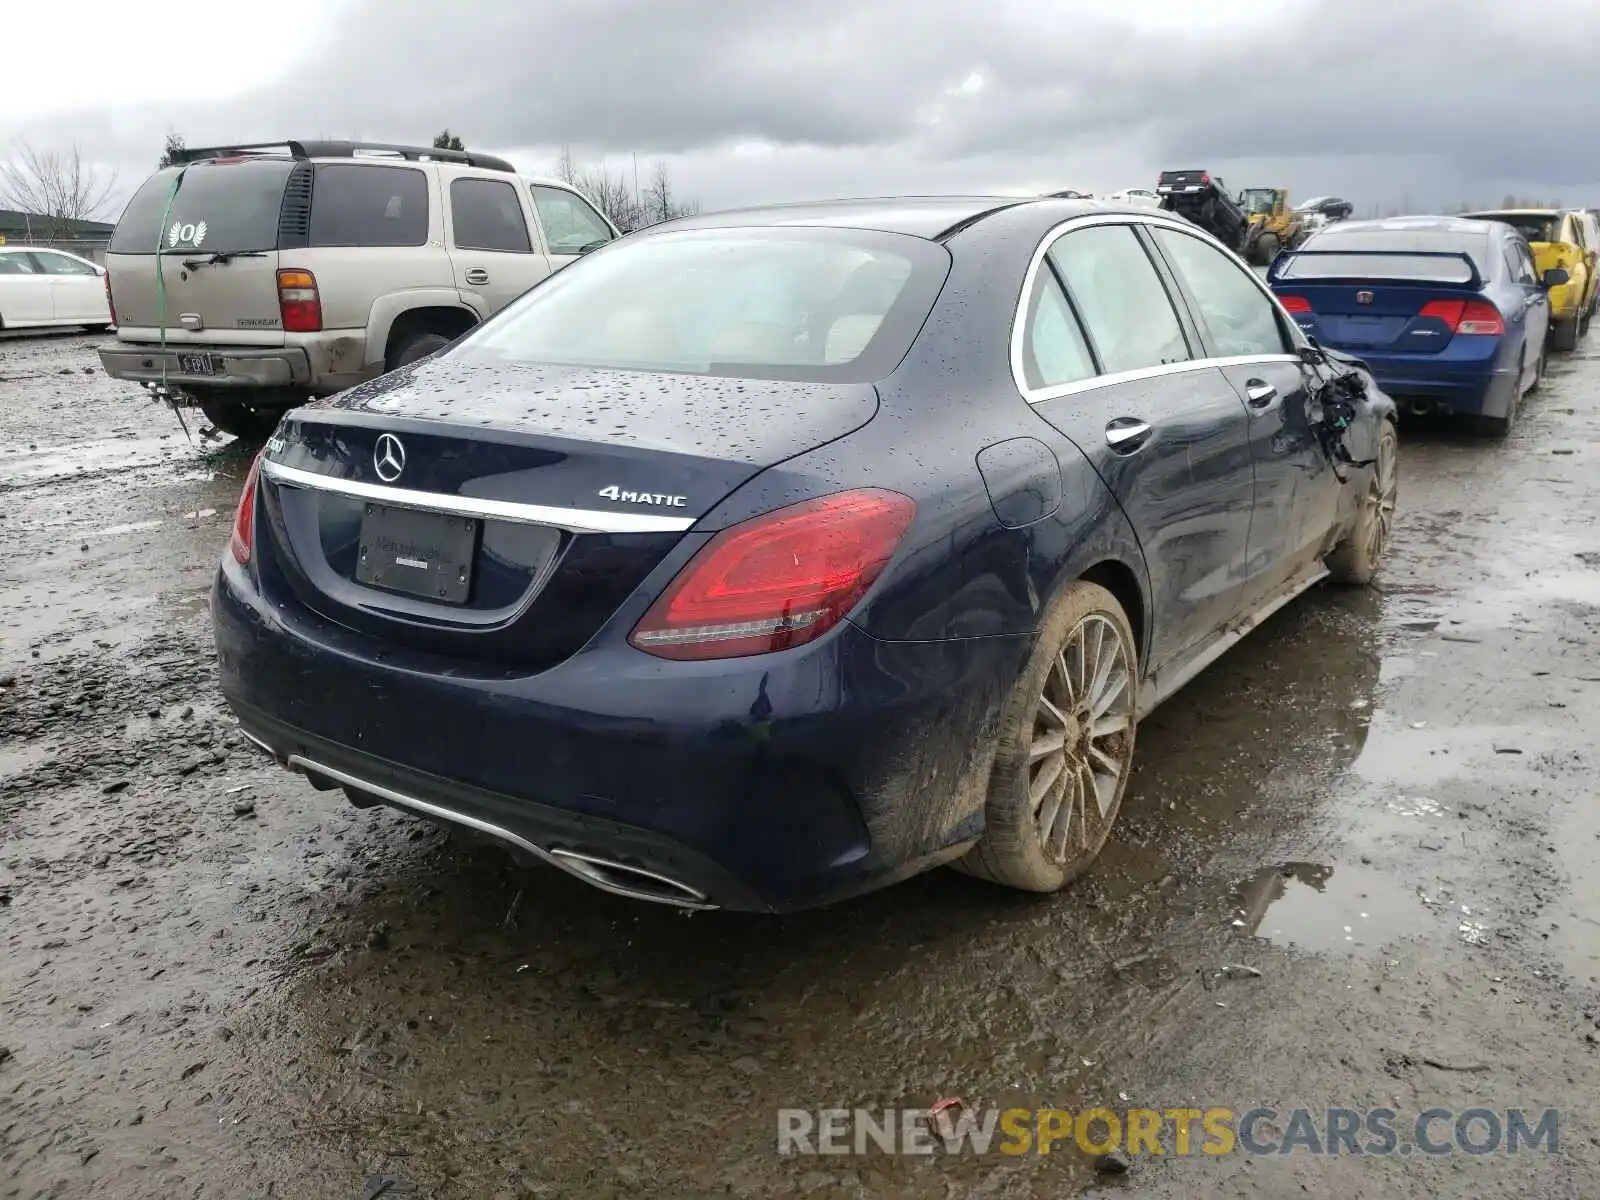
[1238,187,1306,266]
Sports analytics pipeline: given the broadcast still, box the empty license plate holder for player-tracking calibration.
[355,504,478,604]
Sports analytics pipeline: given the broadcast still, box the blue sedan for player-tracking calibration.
[213,197,1397,912]
[1267,215,1567,437]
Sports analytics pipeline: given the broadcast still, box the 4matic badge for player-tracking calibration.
[597,486,687,507]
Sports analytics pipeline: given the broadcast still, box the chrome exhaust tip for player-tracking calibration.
[280,752,720,911]
[547,849,715,910]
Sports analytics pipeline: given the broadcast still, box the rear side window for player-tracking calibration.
[450,178,532,253]
[0,253,38,274]
[1020,271,1097,389]
[309,164,428,248]
[1152,227,1289,358]
[1048,225,1190,373]
[109,159,294,255]
[460,226,950,383]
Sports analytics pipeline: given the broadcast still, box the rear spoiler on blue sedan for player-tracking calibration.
[1267,249,1483,292]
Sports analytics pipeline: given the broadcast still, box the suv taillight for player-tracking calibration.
[103,271,116,325]
[629,489,916,661]
[1277,295,1312,313]
[230,452,264,565]
[277,268,321,333]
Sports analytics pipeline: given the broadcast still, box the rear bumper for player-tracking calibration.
[1335,354,1514,418]
[100,342,313,390]
[211,557,1026,913]
[99,333,379,395]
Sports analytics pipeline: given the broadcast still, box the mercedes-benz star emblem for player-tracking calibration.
[373,433,406,483]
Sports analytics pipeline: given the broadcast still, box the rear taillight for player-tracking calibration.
[1418,299,1503,336]
[277,268,322,333]
[1277,294,1312,313]
[103,271,116,325]
[629,489,916,661]
[229,452,263,566]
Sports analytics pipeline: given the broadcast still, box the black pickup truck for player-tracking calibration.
[1155,169,1249,252]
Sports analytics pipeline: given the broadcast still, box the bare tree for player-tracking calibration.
[0,140,120,234]
[158,131,186,169]
[553,146,699,233]
[643,161,699,226]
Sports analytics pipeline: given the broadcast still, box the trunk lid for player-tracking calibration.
[1268,249,1487,354]
[254,358,880,670]
[106,158,297,343]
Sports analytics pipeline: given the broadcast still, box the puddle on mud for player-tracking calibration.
[0,743,55,780]
[1232,861,1436,954]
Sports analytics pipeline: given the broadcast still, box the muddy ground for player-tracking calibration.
[3,329,1600,1199]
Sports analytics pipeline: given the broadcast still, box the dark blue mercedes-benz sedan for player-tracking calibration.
[213,195,1399,912]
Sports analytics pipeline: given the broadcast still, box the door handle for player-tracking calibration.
[1244,379,1277,407]
[1105,417,1152,453]
[464,268,490,286]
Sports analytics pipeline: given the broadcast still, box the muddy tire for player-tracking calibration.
[1551,317,1580,352]
[387,331,452,370]
[1254,233,1280,266]
[198,399,288,441]
[1327,419,1398,584]
[954,581,1139,893]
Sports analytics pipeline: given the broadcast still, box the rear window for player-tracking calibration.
[109,159,294,255]
[456,227,951,383]
[309,164,428,248]
[1282,228,1489,282]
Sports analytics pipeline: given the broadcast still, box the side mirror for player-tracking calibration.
[1543,267,1570,288]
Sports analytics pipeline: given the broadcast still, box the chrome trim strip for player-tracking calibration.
[1008,211,1308,405]
[284,753,719,911]
[261,459,698,534]
[239,728,279,757]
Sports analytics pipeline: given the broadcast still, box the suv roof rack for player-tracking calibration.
[173,140,517,173]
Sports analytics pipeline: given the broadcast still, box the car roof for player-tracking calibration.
[1321,215,1492,238]
[172,153,573,192]
[648,195,1136,239]
[1462,208,1559,218]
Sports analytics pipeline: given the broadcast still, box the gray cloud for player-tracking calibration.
[6,0,1600,217]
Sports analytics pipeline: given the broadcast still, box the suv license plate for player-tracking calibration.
[355,504,478,604]
[177,353,221,376]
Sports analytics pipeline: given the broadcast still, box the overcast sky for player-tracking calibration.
[5,0,1599,220]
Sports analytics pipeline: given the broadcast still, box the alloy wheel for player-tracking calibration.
[1365,430,1398,564]
[1028,614,1135,865]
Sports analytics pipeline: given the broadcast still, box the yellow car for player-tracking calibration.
[1461,209,1596,350]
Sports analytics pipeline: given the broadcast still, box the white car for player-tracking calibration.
[0,246,114,332]
[1104,188,1162,208]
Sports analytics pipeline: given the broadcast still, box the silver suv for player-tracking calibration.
[99,140,619,438]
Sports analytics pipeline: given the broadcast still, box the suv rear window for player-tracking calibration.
[309,164,428,248]
[109,159,294,255]
[459,226,951,383]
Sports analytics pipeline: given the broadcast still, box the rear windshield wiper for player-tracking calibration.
[177,250,268,269]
